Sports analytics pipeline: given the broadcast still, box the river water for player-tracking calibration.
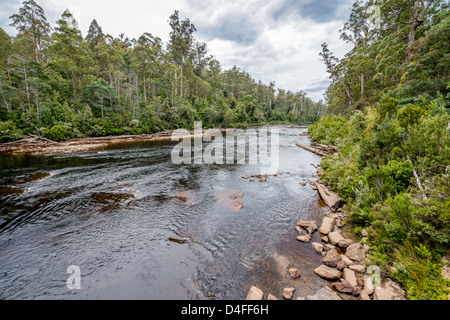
[0,126,330,300]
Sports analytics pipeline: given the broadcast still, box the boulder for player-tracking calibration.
[319,216,336,235]
[322,249,341,267]
[246,286,264,300]
[364,275,375,295]
[267,294,279,301]
[289,268,301,279]
[316,183,342,211]
[314,265,341,280]
[295,226,307,234]
[297,220,318,231]
[339,254,354,267]
[311,242,324,254]
[328,231,345,246]
[373,279,406,300]
[343,268,358,287]
[360,290,371,301]
[349,264,366,273]
[345,243,367,262]
[283,288,296,300]
[297,235,311,243]
[332,280,354,294]
[338,239,352,248]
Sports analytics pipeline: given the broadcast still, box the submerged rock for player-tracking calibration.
[215,190,244,212]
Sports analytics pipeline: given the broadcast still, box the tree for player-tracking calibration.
[9,0,51,63]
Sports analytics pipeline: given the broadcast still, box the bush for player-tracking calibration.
[0,121,23,143]
[42,125,72,142]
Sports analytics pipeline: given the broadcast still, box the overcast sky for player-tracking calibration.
[0,0,355,101]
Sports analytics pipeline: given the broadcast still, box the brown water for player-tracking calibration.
[0,126,330,300]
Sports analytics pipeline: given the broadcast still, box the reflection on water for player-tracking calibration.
[0,127,330,300]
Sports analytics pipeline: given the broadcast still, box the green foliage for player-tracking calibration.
[308,115,349,145]
[0,120,23,142]
[42,124,71,142]
[392,243,449,300]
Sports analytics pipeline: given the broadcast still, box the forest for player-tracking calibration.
[0,1,324,143]
[310,0,449,300]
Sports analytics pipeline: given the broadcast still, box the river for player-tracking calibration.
[0,126,330,300]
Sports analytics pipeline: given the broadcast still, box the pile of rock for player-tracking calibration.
[241,174,276,182]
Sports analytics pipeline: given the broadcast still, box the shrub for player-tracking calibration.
[0,121,23,143]
[42,125,72,142]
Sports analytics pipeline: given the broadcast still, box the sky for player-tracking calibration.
[0,0,355,101]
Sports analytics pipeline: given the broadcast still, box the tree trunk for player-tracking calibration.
[407,1,423,63]
[361,73,365,101]
[23,66,31,108]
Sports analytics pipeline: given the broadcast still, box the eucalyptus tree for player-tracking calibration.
[9,0,51,64]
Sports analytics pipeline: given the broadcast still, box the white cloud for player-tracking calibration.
[0,0,355,101]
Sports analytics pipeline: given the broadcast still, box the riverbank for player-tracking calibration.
[0,124,305,155]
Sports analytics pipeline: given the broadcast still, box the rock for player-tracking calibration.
[297,235,311,243]
[328,231,345,246]
[316,182,342,211]
[360,290,371,301]
[246,286,264,300]
[314,265,341,280]
[310,181,318,190]
[283,288,296,300]
[340,254,355,267]
[267,294,279,301]
[332,280,354,294]
[343,268,358,287]
[337,260,346,270]
[336,216,346,228]
[306,225,316,235]
[349,264,366,273]
[298,287,342,300]
[312,242,324,254]
[241,175,252,179]
[289,268,301,279]
[312,173,320,178]
[373,279,406,300]
[299,182,307,186]
[322,249,341,267]
[352,286,362,297]
[321,236,329,243]
[319,216,336,235]
[324,244,335,251]
[345,243,367,262]
[364,275,375,295]
[295,226,307,234]
[297,220,318,231]
[363,244,370,253]
[215,190,245,212]
[338,239,352,248]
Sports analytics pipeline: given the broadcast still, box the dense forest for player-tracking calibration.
[0,1,325,143]
[310,0,449,299]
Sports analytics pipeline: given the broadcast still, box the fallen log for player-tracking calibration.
[315,182,342,212]
[296,143,328,157]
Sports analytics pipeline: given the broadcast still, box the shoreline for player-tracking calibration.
[0,124,307,156]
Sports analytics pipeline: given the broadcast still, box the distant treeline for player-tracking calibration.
[0,1,325,142]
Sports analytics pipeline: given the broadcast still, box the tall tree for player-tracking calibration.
[9,0,51,63]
